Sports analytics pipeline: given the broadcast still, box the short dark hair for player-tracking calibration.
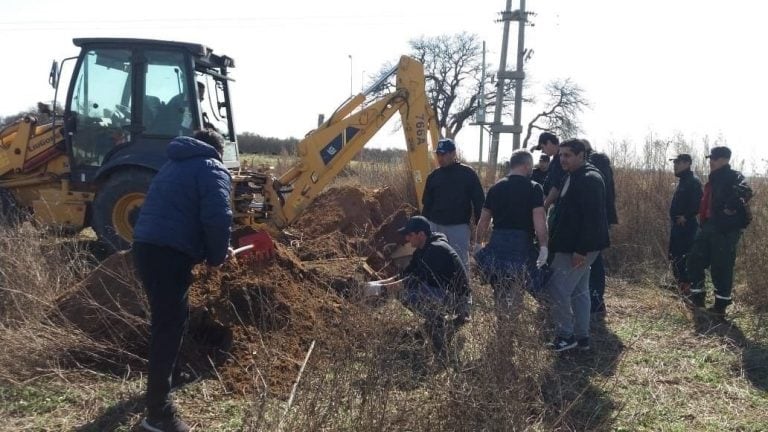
[538,132,559,146]
[559,138,586,155]
[509,150,533,169]
[193,129,225,154]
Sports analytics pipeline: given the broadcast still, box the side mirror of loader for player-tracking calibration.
[49,60,59,89]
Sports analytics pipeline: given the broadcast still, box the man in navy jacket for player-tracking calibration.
[132,129,232,432]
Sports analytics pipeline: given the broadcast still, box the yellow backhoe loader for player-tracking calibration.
[0,38,438,255]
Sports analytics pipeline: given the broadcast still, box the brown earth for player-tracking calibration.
[53,185,409,397]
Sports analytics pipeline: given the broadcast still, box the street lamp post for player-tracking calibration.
[348,54,353,97]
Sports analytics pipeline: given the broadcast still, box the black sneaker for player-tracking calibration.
[141,415,191,432]
[546,336,577,352]
[577,337,590,351]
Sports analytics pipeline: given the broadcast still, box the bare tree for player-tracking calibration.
[522,79,588,148]
[372,33,515,140]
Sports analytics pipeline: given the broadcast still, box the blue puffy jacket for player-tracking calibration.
[133,136,232,266]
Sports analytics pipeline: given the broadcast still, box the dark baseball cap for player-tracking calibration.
[705,146,732,160]
[539,154,551,162]
[435,138,457,154]
[670,154,692,163]
[397,215,432,235]
[532,132,559,151]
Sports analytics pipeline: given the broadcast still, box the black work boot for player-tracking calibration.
[686,292,705,308]
[706,299,729,320]
[142,405,190,432]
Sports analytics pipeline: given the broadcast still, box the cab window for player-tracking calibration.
[70,49,132,167]
[143,51,193,136]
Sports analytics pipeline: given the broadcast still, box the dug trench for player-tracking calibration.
[52,186,417,397]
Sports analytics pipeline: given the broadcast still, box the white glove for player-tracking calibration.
[536,246,549,268]
[363,281,383,297]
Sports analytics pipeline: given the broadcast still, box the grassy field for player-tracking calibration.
[2,279,767,431]
[1,150,767,431]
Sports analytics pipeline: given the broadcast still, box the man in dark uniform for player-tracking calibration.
[422,138,485,269]
[475,150,549,312]
[583,139,618,320]
[686,146,752,317]
[367,216,469,361]
[668,153,703,294]
[531,154,550,185]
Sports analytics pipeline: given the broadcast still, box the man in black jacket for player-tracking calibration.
[422,138,485,269]
[686,147,752,316]
[668,154,703,293]
[532,132,565,210]
[583,139,619,320]
[531,154,550,185]
[367,216,469,360]
[545,139,609,352]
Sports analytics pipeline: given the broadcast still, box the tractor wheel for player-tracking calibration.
[92,169,155,253]
[0,188,26,228]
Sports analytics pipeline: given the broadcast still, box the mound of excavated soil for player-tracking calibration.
[54,185,410,396]
[292,186,400,238]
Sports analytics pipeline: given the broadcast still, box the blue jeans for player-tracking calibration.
[399,280,459,356]
[475,229,543,304]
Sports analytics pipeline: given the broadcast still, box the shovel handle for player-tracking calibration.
[232,244,255,256]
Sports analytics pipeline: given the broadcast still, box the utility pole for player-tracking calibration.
[486,0,529,183]
[479,41,487,173]
[511,0,527,150]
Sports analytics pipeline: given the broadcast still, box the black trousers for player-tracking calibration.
[132,241,194,417]
[669,218,698,283]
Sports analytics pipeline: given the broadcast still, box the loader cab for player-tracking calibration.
[62,38,239,187]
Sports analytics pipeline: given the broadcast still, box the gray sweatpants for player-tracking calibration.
[546,251,599,339]
[428,222,471,270]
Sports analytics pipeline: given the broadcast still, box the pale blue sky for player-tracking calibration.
[1,0,765,169]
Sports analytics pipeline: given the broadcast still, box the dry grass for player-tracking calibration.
[1,147,768,431]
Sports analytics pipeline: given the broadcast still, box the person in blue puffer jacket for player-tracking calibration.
[132,129,232,432]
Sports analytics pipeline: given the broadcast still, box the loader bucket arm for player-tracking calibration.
[264,55,438,229]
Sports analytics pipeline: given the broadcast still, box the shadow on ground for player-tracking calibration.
[542,317,626,431]
[693,309,768,391]
[74,394,144,432]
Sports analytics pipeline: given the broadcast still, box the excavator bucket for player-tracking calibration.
[231,227,275,262]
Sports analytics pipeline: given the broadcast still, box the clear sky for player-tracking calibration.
[1,0,766,170]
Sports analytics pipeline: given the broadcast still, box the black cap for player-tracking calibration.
[670,154,692,163]
[533,132,559,151]
[705,146,732,160]
[397,215,431,236]
[539,154,551,162]
[435,138,457,154]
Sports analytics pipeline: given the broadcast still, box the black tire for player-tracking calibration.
[92,169,155,253]
[0,188,26,228]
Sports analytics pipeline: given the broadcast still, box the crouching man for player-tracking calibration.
[367,216,470,362]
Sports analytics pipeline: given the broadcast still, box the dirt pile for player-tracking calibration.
[292,186,400,238]
[53,185,408,397]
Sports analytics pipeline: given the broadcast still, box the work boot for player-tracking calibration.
[706,299,729,320]
[141,416,190,432]
[686,292,705,308]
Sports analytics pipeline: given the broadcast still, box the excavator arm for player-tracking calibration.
[232,55,438,232]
